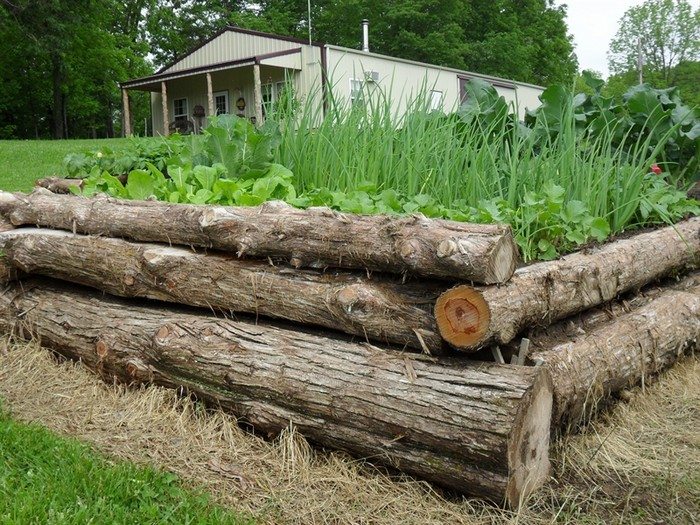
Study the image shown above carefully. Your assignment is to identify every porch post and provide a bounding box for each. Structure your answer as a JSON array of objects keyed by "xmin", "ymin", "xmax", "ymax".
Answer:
[
  {"xmin": 121, "ymin": 88, "xmax": 132, "ymax": 137},
  {"xmin": 253, "ymin": 63, "xmax": 263, "ymax": 125},
  {"xmin": 161, "ymin": 81, "xmax": 169, "ymax": 136},
  {"xmin": 206, "ymin": 72, "xmax": 215, "ymax": 117}
]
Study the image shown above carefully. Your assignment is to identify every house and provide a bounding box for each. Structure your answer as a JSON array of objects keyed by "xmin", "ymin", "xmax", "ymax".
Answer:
[{"xmin": 119, "ymin": 24, "xmax": 544, "ymax": 136}]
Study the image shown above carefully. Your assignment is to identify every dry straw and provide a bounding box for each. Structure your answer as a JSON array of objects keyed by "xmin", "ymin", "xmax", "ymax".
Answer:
[{"xmin": 0, "ymin": 338, "xmax": 697, "ymax": 524}]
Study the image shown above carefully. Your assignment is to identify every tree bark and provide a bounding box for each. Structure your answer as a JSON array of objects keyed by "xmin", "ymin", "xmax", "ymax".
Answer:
[
  {"xmin": 34, "ymin": 176, "xmax": 127, "ymax": 194},
  {"xmin": 520, "ymin": 272, "xmax": 700, "ymax": 352},
  {"xmin": 0, "ymin": 228, "xmax": 446, "ymax": 352},
  {"xmin": 528, "ymin": 284, "xmax": 700, "ymax": 426},
  {"xmin": 0, "ymin": 279, "xmax": 553, "ymax": 505},
  {"xmin": 0, "ymin": 190, "xmax": 517, "ymax": 284},
  {"xmin": 34, "ymin": 177, "xmax": 83, "ymax": 193},
  {"xmin": 51, "ymin": 53, "xmax": 64, "ymax": 140},
  {"xmin": 434, "ymin": 218, "xmax": 700, "ymax": 351}
]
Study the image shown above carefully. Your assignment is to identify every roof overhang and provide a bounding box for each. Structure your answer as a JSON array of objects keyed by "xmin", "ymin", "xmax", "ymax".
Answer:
[{"xmin": 120, "ymin": 48, "xmax": 302, "ymax": 91}]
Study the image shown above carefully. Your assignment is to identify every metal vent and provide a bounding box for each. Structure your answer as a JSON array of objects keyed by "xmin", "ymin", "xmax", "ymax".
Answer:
[{"xmin": 364, "ymin": 70, "xmax": 379, "ymax": 83}]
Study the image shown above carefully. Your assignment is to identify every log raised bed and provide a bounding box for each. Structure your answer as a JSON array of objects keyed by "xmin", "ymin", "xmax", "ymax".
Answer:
[
  {"xmin": 0, "ymin": 279, "xmax": 553, "ymax": 505},
  {"xmin": 435, "ymin": 218, "xmax": 700, "ymax": 351},
  {"xmin": 0, "ymin": 190, "xmax": 518, "ymax": 284},
  {"xmin": 529, "ymin": 281, "xmax": 700, "ymax": 425},
  {"xmin": 0, "ymin": 228, "xmax": 446, "ymax": 352}
]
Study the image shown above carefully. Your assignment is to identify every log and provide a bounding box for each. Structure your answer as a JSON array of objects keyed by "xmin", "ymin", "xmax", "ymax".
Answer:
[
  {"xmin": 0, "ymin": 228, "xmax": 445, "ymax": 352},
  {"xmin": 0, "ymin": 190, "xmax": 517, "ymax": 284},
  {"xmin": 522, "ymin": 272, "xmax": 700, "ymax": 351},
  {"xmin": 35, "ymin": 177, "xmax": 84, "ymax": 193},
  {"xmin": 35, "ymin": 175, "xmax": 128, "ymax": 194},
  {"xmin": 435, "ymin": 218, "xmax": 700, "ymax": 351},
  {"xmin": 0, "ymin": 279, "xmax": 553, "ymax": 505},
  {"xmin": 528, "ymin": 283, "xmax": 700, "ymax": 426}
]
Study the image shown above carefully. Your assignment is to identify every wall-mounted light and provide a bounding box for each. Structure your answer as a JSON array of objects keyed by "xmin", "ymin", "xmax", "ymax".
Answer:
[{"xmin": 236, "ymin": 97, "xmax": 246, "ymax": 111}]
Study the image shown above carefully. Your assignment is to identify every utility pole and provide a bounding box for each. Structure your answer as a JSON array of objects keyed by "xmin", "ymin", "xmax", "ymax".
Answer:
[
  {"xmin": 637, "ymin": 37, "xmax": 644, "ymax": 85},
  {"xmin": 308, "ymin": 0, "xmax": 312, "ymax": 45}
]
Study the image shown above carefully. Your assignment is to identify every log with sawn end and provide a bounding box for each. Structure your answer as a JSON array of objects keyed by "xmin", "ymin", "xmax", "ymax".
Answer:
[{"xmin": 0, "ymin": 279, "xmax": 554, "ymax": 505}]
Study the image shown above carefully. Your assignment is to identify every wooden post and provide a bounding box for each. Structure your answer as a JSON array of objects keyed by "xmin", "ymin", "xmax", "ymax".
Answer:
[
  {"xmin": 253, "ymin": 63, "xmax": 263, "ymax": 126},
  {"xmin": 121, "ymin": 88, "xmax": 132, "ymax": 137},
  {"xmin": 206, "ymin": 72, "xmax": 215, "ymax": 118},
  {"xmin": 161, "ymin": 81, "xmax": 169, "ymax": 137}
]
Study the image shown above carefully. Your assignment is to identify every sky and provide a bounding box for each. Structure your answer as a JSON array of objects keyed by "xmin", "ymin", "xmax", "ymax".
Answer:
[{"xmin": 556, "ymin": 0, "xmax": 700, "ymax": 78}]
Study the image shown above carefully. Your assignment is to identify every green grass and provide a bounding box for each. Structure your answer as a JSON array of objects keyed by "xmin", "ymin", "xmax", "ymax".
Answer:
[
  {"xmin": 0, "ymin": 139, "xmax": 131, "ymax": 192},
  {"xmin": 0, "ymin": 405, "xmax": 253, "ymax": 524}
]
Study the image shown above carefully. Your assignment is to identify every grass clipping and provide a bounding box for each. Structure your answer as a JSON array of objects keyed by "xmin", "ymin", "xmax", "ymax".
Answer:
[{"xmin": 1, "ymin": 339, "xmax": 698, "ymax": 525}]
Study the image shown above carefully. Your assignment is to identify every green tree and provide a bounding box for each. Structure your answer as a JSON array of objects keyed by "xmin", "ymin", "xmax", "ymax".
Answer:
[
  {"xmin": 235, "ymin": 0, "xmax": 575, "ymax": 85},
  {"xmin": 0, "ymin": 0, "xmax": 152, "ymax": 139},
  {"xmin": 608, "ymin": 0, "xmax": 699, "ymax": 84}
]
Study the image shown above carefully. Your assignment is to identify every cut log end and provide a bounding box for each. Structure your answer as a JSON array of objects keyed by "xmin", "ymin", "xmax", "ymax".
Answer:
[
  {"xmin": 489, "ymin": 233, "xmax": 518, "ymax": 284},
  {"xmin": 506, "ymin": 368, "xmax": 553, "ymax": 506},
  {"xmin": 434, "ymin": 285, "xmax": 490, "ymax": 351}
]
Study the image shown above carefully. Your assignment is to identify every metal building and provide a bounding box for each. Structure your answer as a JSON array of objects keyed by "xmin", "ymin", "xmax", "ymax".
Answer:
[{"xmin": 119, "ymin": 26, "xmax": 544, "ymax": 136}]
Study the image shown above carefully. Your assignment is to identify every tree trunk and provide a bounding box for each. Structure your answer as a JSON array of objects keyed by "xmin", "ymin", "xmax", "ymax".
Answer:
[
  {"xmin": 51, "ymin": 54, "xmax": 64, "ymax": 140},
  {"xmin": 33, "ymin": 176, "xmax": 127, "ymax": 194},
  {"xmin": 434, "ymin": 218, "xmax": 700, "ymax": 351},
  {"xmin": 34, "ymin": 177, "xmax": 84, "ymax": 193},
  {"xmin": 0, "ymin": 228, "xmax": 446, "ymax": 353},
  {"xmin": 0, "ymin": 191, "xmax": 517, "ymax": 284},
  {"xmin": 528, "ymin": 284, "xmax": 700, "ymax": 426},
  {"xmin": 520, "ymin": 272, "xmax": 700, "ymax": 352},
  {"xmin": 0, "ymin": 279, "xmax": 553, "ymax": 505}
]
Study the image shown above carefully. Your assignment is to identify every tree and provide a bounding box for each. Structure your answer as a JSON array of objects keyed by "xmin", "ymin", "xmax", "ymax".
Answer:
[
  {"xmin": 236, "ymin": 0, "xmax": 575, "ymax": 86},
  {"xmin": 0, "ymin": 0, "xmax": 152, "ymax": 139},
  {"xmin": 608, "ymin": 0, "xmax": 700, "ymax": 84}
]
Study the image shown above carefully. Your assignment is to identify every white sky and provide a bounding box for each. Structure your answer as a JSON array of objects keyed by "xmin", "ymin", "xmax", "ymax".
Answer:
[{"xmin": 556, "ymin": 0, "xmax": 700, "ymax": 78}]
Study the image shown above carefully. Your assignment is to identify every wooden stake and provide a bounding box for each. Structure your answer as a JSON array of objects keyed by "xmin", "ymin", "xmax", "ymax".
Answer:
[
  {"xmin": 206, "ymin": 72, "xmax": 215, "ymax": 118},
  {"xmin": 161, "ymin": 81, "xmax": 169, "ymax": 136},
  {"xmin": 121, "ymin": 88, "xmax": 131, "ymax": 137},
  {"xmin": 253, "ymin": 63, "xmax": 263, "ymax": 125}
]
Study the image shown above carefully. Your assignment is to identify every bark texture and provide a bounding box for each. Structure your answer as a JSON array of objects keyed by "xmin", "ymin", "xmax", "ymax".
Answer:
[
  {"xmin": 521, "ymin": 272, "xmax": 700, "ymax": 352},
  {"xmin": 0, "ymin": 228, "xmax": 445, "ymax": 352},
  {"xmin": 0, "ymin": 280, "xmax": 553, "ymax": 505},
  {"xmin": 34, "ymin": 176, "xmax": 127, "ymax": 194},
  {"xmin": 35, "ymin": 177, "xmax": 83, "ymax": 194},
  {"xmin": 529, "ymin": 284, "xmax": 700, "ymax": 426},
  {"xmin": 435, "ymin": 218, "xmax": 700, "ymax": 351},
  {"xmin": 0, "ymin": 190, "xmax": 517, "ymax": 283}
]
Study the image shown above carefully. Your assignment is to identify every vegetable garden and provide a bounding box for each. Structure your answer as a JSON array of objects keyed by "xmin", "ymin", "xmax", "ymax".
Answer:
[
  {"xmin": 0, "ymin": 78, "xmax": 698, "ymax": 507},
  {"xmin": 62, "ymin": 77, "xmax": 699, "ymax": 261}
]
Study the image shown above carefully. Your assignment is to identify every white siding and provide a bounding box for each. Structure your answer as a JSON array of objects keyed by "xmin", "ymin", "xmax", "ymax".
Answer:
[
  {"xmin": 163, "ymin": 30, "xmax": 301, "ymax": 73},
  {"xmin": 151, "ymin": 45, "xmax": 324, "ymax": 135},
  {"xmin": 326, "ymin": 47, "xmax": 460, "ymax": 116},
  {"xmin": 514, "ymin": 84, "xmax": 544, "ymax": 115},
  {"xmin": 325, "ymin": 46, "xmax": 542, "ymax": 119}
]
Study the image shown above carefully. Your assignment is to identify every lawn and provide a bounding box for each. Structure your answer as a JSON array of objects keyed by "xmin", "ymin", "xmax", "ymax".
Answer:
[
  {"xmin": 0, "ymin": 403, "xmax": 252, "ymax": 524},
  {"xmin": 0, "ymin": 138, "xmax": 132, "ymax": 192}
]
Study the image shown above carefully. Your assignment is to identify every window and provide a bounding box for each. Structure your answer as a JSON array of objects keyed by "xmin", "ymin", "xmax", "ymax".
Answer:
[
  {"xmin": 350, "ymin": 78, "xmax": 364, "ymax": 105},
  {"xmin": 261, "ymin": 83, "xmax": 274, "ymax": 117},
  {"xmin": 173, "ymin": 98, "xmax": 188, "ymax": 121},
  {"xmin": 430, "ymin": 90, "xmax": 444, "ymax": 111},
  {"xmin": 213, "ymin": 91, "xmax": 229, "ymax": 115}
]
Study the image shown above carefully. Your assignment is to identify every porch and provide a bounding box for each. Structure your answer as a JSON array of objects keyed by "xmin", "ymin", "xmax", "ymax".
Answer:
[{"xmin": 119, "ymin": 48, "xmax": 303, "ymax": 136}]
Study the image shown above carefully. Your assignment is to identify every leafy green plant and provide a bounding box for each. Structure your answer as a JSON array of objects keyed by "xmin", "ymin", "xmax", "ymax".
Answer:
[
  {"xmin": 71, "ymin": 82, "xmax": 699, "ymax": 262},
  {"xmin": 63, "ymin": 136, "xmax": 185, "ymax": 178}
]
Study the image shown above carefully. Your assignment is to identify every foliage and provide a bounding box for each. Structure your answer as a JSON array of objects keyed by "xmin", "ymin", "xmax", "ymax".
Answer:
[
  {"xmin": 527, "ymin": 73, "xmax": 700, "ymax": 180},
  {"xmin": 63, "ymin": 136, "xmax": 185, "ymax": 178},
  {"xmin": 0, "ymin": 405, "xmax": 252, "ymax": 524},
  {"xmin": 608, "ymin": 0, "xmax": 699, "ymax": 84},
  {"xmin": 71, "ymin": 83, "xmax": 699, "ymax": 261},
  {"xmin": 0, "ymin": 138, "xmax": 135, "ymax": 192},
  {"xmin": 0, "ymin": 0, "xmax": 153, "ymax": 139},
  {"xmin": 228, "ymin": 0, "xmax": 576, "ymax": 86}
]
